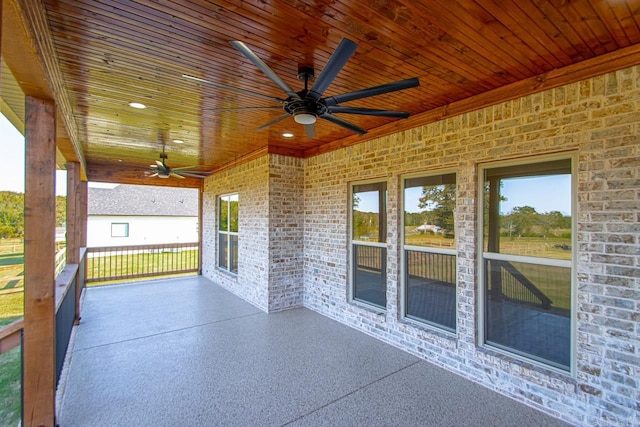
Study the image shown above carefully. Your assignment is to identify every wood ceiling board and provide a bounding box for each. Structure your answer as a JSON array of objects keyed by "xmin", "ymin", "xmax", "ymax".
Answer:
[{"xmin": 1, "ymin": 0, "xmax": 633, "ymax": 181}]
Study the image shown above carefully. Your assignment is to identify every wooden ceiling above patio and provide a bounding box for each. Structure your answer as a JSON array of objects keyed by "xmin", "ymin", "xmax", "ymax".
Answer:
[{"xmin": 6, "ymin": 0, "xmax": 640, "ymax": 187}]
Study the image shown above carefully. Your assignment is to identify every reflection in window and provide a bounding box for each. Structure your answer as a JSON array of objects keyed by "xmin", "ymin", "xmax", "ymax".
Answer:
[
  {"xmin": 403, "ymin": 173, "xmax": 456, "ymax": 331},
  {"xmin": 352, "ymin": 182, "xmax": 386, "ymax": 309},
  {"xmin": 482, "ymin": 158, "xmax": 572, "ymax": 370},
  {"xmin": 218, "ymin": 194, "xmax": 238, "ymax": 273}
]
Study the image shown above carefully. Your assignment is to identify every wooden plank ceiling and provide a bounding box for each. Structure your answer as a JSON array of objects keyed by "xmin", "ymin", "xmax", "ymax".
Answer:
[{"xmin": 5, "ymin": 0, "xmax": 640, "ymax": 187}]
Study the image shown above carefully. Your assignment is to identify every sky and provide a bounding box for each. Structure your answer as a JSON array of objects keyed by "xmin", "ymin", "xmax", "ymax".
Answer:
[
  {"xmin": 361, "ymin": 174, "xmax": 571, "ymax": 215},
  {"xmin": 1, "ymin": 114, "xmax": 67, "ymax": 196}
]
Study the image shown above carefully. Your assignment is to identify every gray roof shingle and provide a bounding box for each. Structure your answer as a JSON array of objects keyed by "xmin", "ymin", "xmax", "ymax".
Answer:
[{"xmin": 88, "ymin": 184, "xmax": 198, "ymax": 216}]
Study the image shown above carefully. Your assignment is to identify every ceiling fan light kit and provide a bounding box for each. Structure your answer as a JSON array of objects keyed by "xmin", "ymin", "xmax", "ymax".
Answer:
[{"xmin": 184, "ymin": 38, "xmax": 420, "ymax": 138}]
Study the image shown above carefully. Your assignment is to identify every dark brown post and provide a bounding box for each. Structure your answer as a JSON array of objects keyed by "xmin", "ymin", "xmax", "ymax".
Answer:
[
  {"xmin": 198, "ymin": 185, "xmax": 204, "ymax": 274},
  {"xmin": 66, "ymin": 161, "xmax": 84, "ymax": 323},
  {"xmin": 487, "ymin": 177, "xmax": 502, "ymax": 298},
  {"xmin": 23, "ymin": 96, "xmax": 57, "ymax": 426}
]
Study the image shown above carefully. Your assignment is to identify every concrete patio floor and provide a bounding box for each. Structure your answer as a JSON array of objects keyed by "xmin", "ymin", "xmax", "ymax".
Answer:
[{"xmin": 57, "ymin": 276, "xmax": 570, "ymax": 426}]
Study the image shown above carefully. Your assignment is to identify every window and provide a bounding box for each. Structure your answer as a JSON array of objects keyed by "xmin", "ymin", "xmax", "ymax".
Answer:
[
  {"xmin": 218, "ymin": 194, "xmax": 238, "ymax": 273},
  {"xmin": 111, "ymin": 223, "xmax": 129, "ymax": 237},
  {"xmin": 403, "ymin": 173, "xmax": 456, "ymax": 331},
  {"xmin": 480, "ymin": 157, "xmax": 573, "ymax": 371},
  {"xmin": 351, "ymin": 182, "xmax": 387, "ymax": 309}
]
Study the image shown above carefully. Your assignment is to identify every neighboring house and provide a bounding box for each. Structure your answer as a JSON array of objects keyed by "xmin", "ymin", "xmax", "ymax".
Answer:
[{"xmin": 87, "ymin": 184, "xmax": 198, "ymax": 247}]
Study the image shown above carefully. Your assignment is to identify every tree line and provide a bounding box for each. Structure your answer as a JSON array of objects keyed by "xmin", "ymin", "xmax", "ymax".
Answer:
[{"xmin": 0, "ymin": 191, "xmax": 66, "ymax": 238}]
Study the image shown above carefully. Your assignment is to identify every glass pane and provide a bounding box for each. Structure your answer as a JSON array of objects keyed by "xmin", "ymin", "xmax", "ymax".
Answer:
[
  {"xmin": 229, "ymin": 194, "xmax": 239, "ymax": 233},
  {"xmin": 352, "ymin": 183, "xmax": 386, "ymax": 242},
  {"xmin": 353, "ymin": 244, "xmax": 386, "ymax": 308},
  {"xmin": 484, "ymin": 259, "xmax": 571, "ymax": 369},
  {"xmin": 230, "ymin": 235, "xmax": 239, "ymax": 273},
  {"xmin": 483, "ymin": 162, "xmax": 571, "ymax": 259},
  {"xmin": 219, "ymin": 197, "xmax": 229, "ymax": 232},
  {"xmin": 404, "ymin": 173, "xmax": 456, "ymax": 248},
  {"xmin": 405, "ymin": 250, "xmax": 456, "ymax": 331},
  {"xmin": 218, "ymin": 233, "xmax": 228, "ymax": 268}
]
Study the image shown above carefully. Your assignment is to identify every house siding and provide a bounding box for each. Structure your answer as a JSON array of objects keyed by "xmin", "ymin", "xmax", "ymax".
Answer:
[{"xmin": 203, "ymin": 66, "xmax": 640, "ymax": 426}]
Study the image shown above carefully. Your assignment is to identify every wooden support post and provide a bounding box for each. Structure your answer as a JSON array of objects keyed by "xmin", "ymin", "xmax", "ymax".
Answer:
[
  {"xmin": 66, "ymin": 162, "xmax": 84, "ymax": 324},
  {"xmin": 66, "ymin": 162, "xmax": 81, "ymax": 264},
  {"xmin": 487, "ymin": 177, "xmax": 502, "ymax": 298},
  {"xmin": 198, "ymin": 185, "xmax": 203, "ymax": 275},
  {"xmin": 23, "ymin": 96, "xmax": 57, "ymax": 427}
]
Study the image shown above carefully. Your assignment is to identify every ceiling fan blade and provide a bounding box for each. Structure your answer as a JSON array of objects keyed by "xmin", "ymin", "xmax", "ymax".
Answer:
[
  {"xmin": 179, "ymin": 172, "xmax": 212, "ymax": 178},
  {"xmin": 206, "ymin": 106, "xmax": 283, "ymax": 112},
  {"xmin": 320, "ymin": 113, "xmax": 367, "ymax": 135},
  {"xmin": 230, "ymin": 41, "xmax": 301, "ymax": 100},
  {"xmin": 324, "ymin": 77, "xmax": 420, "ymax": 106},
  {"xmin": 256, "ymin": 113, "xmax": 290, "ymax": 131},
  {"xmin": 182, "ymin": 74, "xmax": 285, "ymax": 103},
  {"xmin": 308, "ymin": 38, "xmax": 358, "ymax": 101},
  {"xmin": 169, "ymin": 172, "xmax": 185, "ymax": 179},
  {"xmin": 155, "ymin": 160, "xmax": 164, "ymax": 168},
  {"xmin": 326, "ymin": 106, "xmax": 410, "ymax": 118},
  {"xmin": 304, "ymin": 124, "xmax": 316, "ymax": 138},
  {"xmin": 171, "ymin": 165, "xmax": 198, "ymax": 172},
  {"xmin": 149, "ymin": 173, "xmax": 159, "ymax": 178}
]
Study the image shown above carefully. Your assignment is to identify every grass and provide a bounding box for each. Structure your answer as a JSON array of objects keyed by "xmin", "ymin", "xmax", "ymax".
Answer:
[
  {"xmin": 87, "ymin": 250, "xmax": 199, "ymax": 283},
  {"xmin": 0, "ymin": 347, "xmax": 21, "ymax": 427},
  {"xmin": 0, "ymin": 288, "xmax": 23, "ymax": 427},
  {"xmin": 0, "ymin": 292, "xmax": 24, "ymax": 328},
  {"xmin": 0, "ymin": 253, "xmax": 24, "ymax": 267}
]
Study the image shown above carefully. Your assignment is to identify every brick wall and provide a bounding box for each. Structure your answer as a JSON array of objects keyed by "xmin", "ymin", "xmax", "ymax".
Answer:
[
  {"xmin": 202, "ymin": 66, "xmax": 639, "ymax": 426},
  {"xmin": 202, "ymin": 156, "xmax": 270, "ymax": 311},
  {"xmin": 303, "ymin": 66, "xmax": 639, "ymax": 426},
  {"xmin": 268, "ymin": 155, "xmax": 304, "ymax": 311}
]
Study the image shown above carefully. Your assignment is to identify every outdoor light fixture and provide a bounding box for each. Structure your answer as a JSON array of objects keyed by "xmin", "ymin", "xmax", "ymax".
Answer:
[{"xmin": 293, "ymin": 113, "xmax": 316, "ymax": 125}]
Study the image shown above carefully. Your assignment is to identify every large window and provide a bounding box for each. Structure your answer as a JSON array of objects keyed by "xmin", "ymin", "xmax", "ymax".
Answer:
[
  {"xmin": 403, "ymin": 173, "xmax": 456, "ymax": 331},
  {"xmin": 480, "ymin": 157, "xmax": 573, "ymax": 371},
  {"xmin": 218, "ymin": 194, "xmax": 238, "ymax": 273},
  {"xmin": 351, "ymin": 182, "xmax": 387, "ymax": 309}
]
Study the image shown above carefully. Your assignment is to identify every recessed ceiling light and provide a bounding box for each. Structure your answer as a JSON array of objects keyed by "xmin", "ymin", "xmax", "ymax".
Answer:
[
  {"xmin": 128, "ymin": 102, "xmax": 146, "ymax": 109},
  {"xmin": 282, "ymin": 132, "xmax": 294, "ymax": 138},
  {"xmin": 173, "ymin": 139, "xmax": 185, "ymax": 144}
]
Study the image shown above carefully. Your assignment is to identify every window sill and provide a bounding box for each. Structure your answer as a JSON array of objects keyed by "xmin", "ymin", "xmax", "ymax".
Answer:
[
  {"xmin": 350, "ymin": 299, "xmax": 386, "ymax": 317},
  {"xmin": 400, "ymin": 316, "xmax": 457, "ymax": 339},
  {"xmin": 476, "ymin": 344, "xmax": 575, "ymax": 380}
]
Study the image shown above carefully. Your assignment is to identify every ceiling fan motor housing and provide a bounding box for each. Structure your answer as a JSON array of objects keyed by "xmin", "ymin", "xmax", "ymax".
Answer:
[{"xmin": 284, "ymin": 94, "xmax": 328, "ymax": 122}]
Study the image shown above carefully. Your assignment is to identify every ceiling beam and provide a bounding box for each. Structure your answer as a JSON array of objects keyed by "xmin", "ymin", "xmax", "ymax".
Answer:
[
  {"xmin": 86, "ymin": 162, "xmax": 204, "ymax": 189},
  {"xmin": 304, "ymin": 43, "xmax": 640, "ymax": 158},
  {"xmin": 7, "ymin": 0, "xmax": 87, "ymax": 178}
]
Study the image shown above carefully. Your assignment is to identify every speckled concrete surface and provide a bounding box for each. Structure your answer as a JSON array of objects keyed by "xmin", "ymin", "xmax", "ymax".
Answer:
[{"xmin": 58, "ymin": 276, "xmax": 569, "ymax": 426}]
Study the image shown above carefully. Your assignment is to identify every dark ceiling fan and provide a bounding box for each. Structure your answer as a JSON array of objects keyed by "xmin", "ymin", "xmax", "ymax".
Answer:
[
  {"xmin": 148, "ymin": 133, "xmax": 212, "ymax": 179},
  {"xmin": 149, "ymin": 153, "xmax": 212, "ymax": 179},
  {"xmin": 183, "ymin": 38, "xmax": 420, "ymax": 138}
]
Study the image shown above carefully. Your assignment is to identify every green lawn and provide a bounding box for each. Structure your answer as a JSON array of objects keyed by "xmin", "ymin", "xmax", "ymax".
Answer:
[
  {"xmin": 0, "ymin": 253, "xmax": 24, "ymax": 267},
  {"xmin": 0, "ymin": 290, "xmax": 22, "ymax": 427},
  {"xmin": 0, "ymin": 347, "xmax": 21, "ymax": 427}
]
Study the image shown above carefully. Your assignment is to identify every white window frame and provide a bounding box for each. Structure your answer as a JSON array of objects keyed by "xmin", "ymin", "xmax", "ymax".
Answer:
[
  {"xmin": 477, "ymin": 153, "xmax": 577, "ymax": 374},
  {"xmin": 400, "ymin": 169, "xmax": 457, "ymax": 334},
  {"xmin": 218, "ymin": 193, "xmax": 239, "ymax": 274},
  {"xmin": 349, "ymin": 179, "xmax": 388, "ymax": 311},
  {"xmin": 110, "ymin": 222, "xmax": 129, "ymax": 238}
]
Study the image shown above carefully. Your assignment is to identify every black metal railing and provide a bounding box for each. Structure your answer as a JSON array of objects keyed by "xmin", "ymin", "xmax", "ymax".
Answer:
[
  {"xmin": 405, "ymin": 250, "xmax": 456, "ymax": 286},
  {"xmin": 486, "ymin": 259, "xmax": 553, "ymax": 309},
  {"xmin": 354, "ymin": 244, "xmax": 384, "ymax": 271},
  {"xmin": 86, "ymin": 242, "xmax": 199, "ymax": 283}
]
